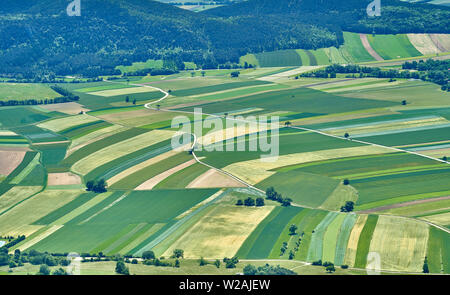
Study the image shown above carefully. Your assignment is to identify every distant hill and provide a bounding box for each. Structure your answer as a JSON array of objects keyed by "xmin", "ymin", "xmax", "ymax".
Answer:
[{"xmin": 0, "ymin": 0, "xmax": 448, "ymax": 78}]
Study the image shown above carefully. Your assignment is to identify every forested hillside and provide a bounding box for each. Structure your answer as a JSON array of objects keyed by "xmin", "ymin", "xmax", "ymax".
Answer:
[{"xmin": 0, "ymin": 0, "xmax": 448, "ymax": 78}]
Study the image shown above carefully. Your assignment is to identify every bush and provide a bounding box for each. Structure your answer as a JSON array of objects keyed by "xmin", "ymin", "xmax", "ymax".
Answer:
[
  {"xmin": 341, "ymin": 264, "xmax": 349, "ymax": 269},
  {"xmin": 38, "ymin": 264, "xmax": 50, "ymax": 275},
  {"xmin": 115, "ymin": 261, "xmax": 130, "ymax": 275},
  {"xmin": 131, "ymin": 259, "xmax": 138, "ymax": 264},
  {"xmin": 243, "ymin": 264, "xmax": 257, "ymax": 275},
  {"xmin": 312, "ymin": 260, "xmax": 322, "ymax": 266},
  {"xmin": 142, "ymin": 250, "xmax": 155, "ymax": 260}
]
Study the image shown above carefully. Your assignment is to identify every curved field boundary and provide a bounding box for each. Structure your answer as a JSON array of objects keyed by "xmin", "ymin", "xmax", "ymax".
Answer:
[
  {"xmin": 407, "ymin": 34, "xmax": 441, "ymax": 55},
  {"xmin": 359, "ymin": 34, "xmax": 384, "ymax": 61},
  {"xmin": 353, "ymin": 214, "xmax": 379, "ymax": 268},
  {"xmin": 334, "ymin": 213, "xmax": 358, "ymax": 266},
  {"xmin": 306, "ymin": 211, "xmax": 339, "ymax": 262}
]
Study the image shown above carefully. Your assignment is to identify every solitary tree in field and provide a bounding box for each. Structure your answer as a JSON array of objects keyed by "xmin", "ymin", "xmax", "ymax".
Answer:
[
  {"xmin": 401, "ymin": 100, "xmax": 407, "ymax": 105},
  {"xmin": 115, "ymin": 261, "xmax": 129, "ymax": 275},
  {"xmin": 236, "ymin": 199, "xmax": 243, "ymax": 206},
  {"xmin": 201, "ymin": 71, "xmax": 206, "ymax": 77},
  {"xmin": 289, "ymin": 224, "xmax": 298, "ymax": 235},
  {"xmin": 156, "ymin": 104, "xmax": 161, "ymax": 110},
  {"xmin": 125, "ymin": 96, "xmax": 130, "ymax": 103},
  {"xmin": 285, "ymin": 121, "xmax": 292, "ymax": 127},
  {"xmin": 173, "ymin": 249, "xmax": 184, "ymax": 259},
  {"xmin": 326, "ymin": 264, "xmax": 336, "ymax": 273},
  {"xmin": 343, "ymin": 179, "xmax": 350, "ymax": 185},
  {"xmin": 443, "ymin": 156, "xmax": 448, "ymax": 162},
  {"xmin": 191, "ymin": 72, "xmax": 195, "ymax": 77},
  {"xmin": 344, "ymin": 133, "xmax": 350, "ymax": 139},
  {"xmin": 132, "ymin": 98, "xmax": 136, "ymax": 105}
]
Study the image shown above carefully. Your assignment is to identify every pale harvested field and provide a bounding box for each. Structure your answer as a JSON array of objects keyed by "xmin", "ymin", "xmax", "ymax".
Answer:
[
  {"xmin": 88, "ymin": 86, "xmax": 157, "ymax": 97},
  {"xmin": 0, "ymin": 186, "xmax": 42, "ymax": 214},
  {"xmin": 135, "ymin": 159, "xmax": 198, "ymax": 190},
  {"xmin": 39, "ymin": 102, "xmax": 90, "ymax": 115},
  {"xmin": 9, "ymin": 153, "xmax": 40, "ymax": 184},
  {"xmin": 429, "ymin": 34, "xmax": 450, "ymax": 52},
  {"xmin": 420, "ymin": 212, "xmax": 450, "ymax": 227},
  {"xmin": 38, "ymin": 114, "xmax": 99, "ymax": 132},
  {"xmin": 0, "ymin": 189, "xmax": 83, "ymax": 236},
  {"xmin": 323, "ymin": 116, "xmax": 449, "ymax": 137},
  {"xmin": 0, "ymin": 131, "xmax": 17, "ymax": 136},
  {"xmin": 107, "ymin": 150, "xmax": 179, "ymax": 185},
  {"xmin": 186, "ymin": 169, "xmax": 246, "ymax": 188},
  {"xmin": 223, "ymin": 145, "xmax": 391, "ymax": 185},
  {"xmin": 407, "ymin": 34, "xmax": 441, "ymax": 55},
  {"xmin": 319, "ymin": 184, "xmax": 359, "ymax": 211},
  {"xmin": 344, "ymin": 215, "xmax": 368, "ymax": 267},
  {"xmin": 72, "ymin": 130, "xmax": 174, "ymax": 175},
  {"xmin": 368, "ymin": 215, "xmax": 429, "ymax": 272},
  {"xmin": 163, "ymin": 205, "xmax": 274, "ymax": 259},
  {"xmin": 47, "ymin": 173, "xmax": 81, "ymax": 186},
  {"xmin": 291, "ymin": 108, "xmax": 398, "ymax": 126},
  {"xmin": 68, "ymin": 125, "xmax": 127, "ymax": 154},
  {"xmin": 0, "ymin": 150, "xmax": 26, "ymax": 176},
  {"xmin": 17, "ymin": 225, "xmax": 64, "ymax": 251},
  {"xmin": 416, "ymin": 147, "xmax": 450, "ymax": 158},
  {"xmin": 198, "ymin": 123, "xmax": 269, "ymax": 146}
]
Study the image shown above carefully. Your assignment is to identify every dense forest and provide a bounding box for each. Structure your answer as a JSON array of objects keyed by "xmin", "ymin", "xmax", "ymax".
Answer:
[{"xmin": 0, "ymin": 0, "xmax": 448, "ymax": 77}]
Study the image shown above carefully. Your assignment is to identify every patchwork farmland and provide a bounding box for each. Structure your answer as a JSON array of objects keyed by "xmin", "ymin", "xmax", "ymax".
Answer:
[{"xmin": 1, "ymin": 37, "xmax": 450, "ymax": 276}]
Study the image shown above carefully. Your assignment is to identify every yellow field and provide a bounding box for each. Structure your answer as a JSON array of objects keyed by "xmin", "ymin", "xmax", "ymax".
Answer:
[
  {"xmin": 0, "ymin": 186, "xmax": 42, "ymax": 214},
  {"xmin": 88, "ymin": 86, "xmax": 157, "ymax": 97},
  {"xmin": 323, "ymin": 116, "xmax": 449, "ymax": 137},
  {"xmin": 223, "ymin": 145, "xmax": 391, "ymax": 184},
  {"xmin": 186, "ymin": 169, "xmax": 245, "ymax": 188},
  {"xmin": 198, "ymin": 123, "xmax": 268, "ymax": 146},
  {"xmin": 16, "ymin": 225, "xmax": 64, "ymax": 251},
  {"xmin": 0, "ymin": 189, "xmax": 83, "ymax": 236},
  {"xmin": 107, "ymin": 150, "xmax": 179, "ymax": 185},
  {"xmin": 319, "ymin": 184, "xmax": 359, "ymax": 211},
  {"xmin": 420, "ymin": 212, "xmax": 450, "ymax": 228},
  {"xmin": 163, "ymin": 204, "xmax": 274, "ymax": 259},
  {"xmin": 135, "ymin": 159, "xmax": 198, "ymax": 190},
  {"xmin": 68, "ymin": 125, "xmax": 126, "ymax": 152},
  {"xmin": 407, "ymin": 34, "xmax": 441, "ymax": 55},
  {"xmin": 71, "ymin": 129, "xmax": 175, "ymax": 175},
  {"xmin": 344, "ymin": 214, "xmax": 368, "ymax": 267},
  {"xmin": 368, "ymin": 215, "xmax": 429, "ymax": 272},
  {"xmin": 38, "ymin": 114, "xmax": 99, "ymax": 132}
]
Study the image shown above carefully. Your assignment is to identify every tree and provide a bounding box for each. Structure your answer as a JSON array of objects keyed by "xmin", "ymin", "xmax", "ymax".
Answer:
[
  {"xmin": 289, "ymin": 224, "xmax": 298, "ymax": 235},
  {"xmin": 131, "ymin": 259, "xmax": 138, "ymax": 264},
  {"xmin": 423, "ymin": 257, "xmax": 429, "ymax": 273},
  {"xmin": 443, "ymin": 156, "xmax": 448, "ymax": 162},
  {"xmin": 281, "ymin": 198, "xmax": 292, "ymax": 207},
  {"xmin": 174, "ymin": 259, "xmax": 180, "ymax": 268},
  {"xmin": 401, "ymin": 99, "xmax": 407, "ymax": 105},
  {"xmin": 326, "ymin": 264, "xmax": 336, "ymax": 273},
  {"xmin": 243, "ymin": 264, "xmax": 257, "ymax": 275},
  {"xmin": 289, "ymin": 250, "xmax": 295, "ymax": 260},
  {"xmin": 340, "ymin": 201, "xmax": 354, "ymax": 212},
  {"xmin": 199, "ymin": 257, "xmax": 207, "ymax": 266},
  {"xmin": 86, "ymin": 180, "xmax": 94, "ymax": 191},
  {"xmin": 256, "ymin": 197, "xmax": 265, "ymax": 207},
  {"xmin": 343, "ymin": 179, "xmax": 350, "ymax": 185},
  {"xmin": 284, "ymin": 121, "xmax": 291, "ymax": 127},
  {"xmin": 115, "ymin": 261, "xmax": 129, "ymax": 275},
  {"xmin": 201, "ymin": 71, "xmax": 206, "ymax": 77},
  {"xmin": 142, "ymin": 250, "xmax": 155, "ymax": 260},
  {"xmin": 173, "ymin": 249, "xmax": 184, "ymax": 259},
  {"xmin": 244, "ymin": 197, "xmax": 255, "ymax": 206},
  {"xmin": 93, "ymin": 179, "xmax": 107, "ymax": 193},
  {"xmin": 125, "ymin": 96, "xmax": 130, "ymax": 103},
  {"xmin": 38, "ymin": 264, "xmax": 50, "ymax": 275},
  {"xmin": 344, "ymin": 133, "xmax": 350, "ymax": 139},
  {"xmin": 132, "ymin": 98, "xmax": 137, "ymax": 105},
  {"xmin": 191, "ymin": 72, "xmax": 195, "ymax": 77},
  {"xmin": 214, "ymin": 259, "xmax": 221, "ymax": 268},
  {"xmin": 231, "ymin": 71, "xmax": 240, "ymax": 78},
  {"xmin": 236, "ymin": 199, "xmax": 243, "ymax": 206},
  {"xmin": 52, "ymin": 268, "xmax": 68, "ymax": 275},
  {"xmin": 156, "ymin": 104, "xmax": 161, "ymax": 110}
]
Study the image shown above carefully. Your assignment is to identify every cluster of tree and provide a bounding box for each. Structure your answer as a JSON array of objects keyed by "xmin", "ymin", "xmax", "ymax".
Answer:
[
  {"xmin": 86, "ymin": 179, "xmax": 107, "ymax": 193},
  {"xmin": 280, "ymin": 226, "xmax": 304, "ymax": 259},
  {"xmin": 223, "ymin": 256, "xmax": 239, "ymax": 268},
  {"xmin": 243, "ymin": 263, "xmax": 297, "ymax": 275},
  {"xmin": 266, "ymin": 187, "xmax": 292, "ymax": 206},
  {"xmin": 340, "ymin": 201, "xmax": 355, "ymax": 213},
  {"xmin": 303, "ymin": 62, "xmax": 449, "ymax": 88},
  {"xmin": 236, "ymin": 197, "xmax": 265, "ymax": 207},
  {"xmin": 0, "ymin": 235, "xmax": 25, "ymax": 249},
  {"xmin": 37, "ymin": 265, "xmax": 68, "ymax": 275},
  {"xmin": 198, "ymin": 257, "xmax": 221, "ymax": 268},
  {"xmin": 311, "ymin": 260, "xmax": 345, "ymax": 273},
  {"xmin": 0, "ymin": 248, "xmax": 71, "ymax": 270}
]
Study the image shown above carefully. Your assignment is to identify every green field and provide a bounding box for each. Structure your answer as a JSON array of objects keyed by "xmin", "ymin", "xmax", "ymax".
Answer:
[
  {"xmin": 30, "ymin": 189, "xmax": 216, "ymax": 253},
  {"xmin": 0, "ymin": 83, "xmax": 62, "ymax": 101},
  {"xmin": 340, "ymin": 32, "xmax": 375, "ymax": 63},
  {"xmin": 354, "ymin": 215, "xmax": 378, "ymax": 268},
  {"xmin": 367, "ymin": 34, "xmax": 422, "ymax": 60},
  {"xmin": 0, "ymin": 107, "xmax": 62, "ymax": 128},
  {"xmin": 253, "ymin": 50, "xmax": 302, "ymax": 67}
]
